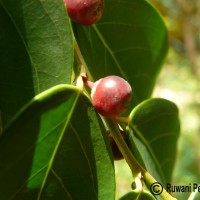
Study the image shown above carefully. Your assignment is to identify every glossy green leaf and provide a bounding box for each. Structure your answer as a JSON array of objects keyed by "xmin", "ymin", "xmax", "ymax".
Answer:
[
  {"xmin": 0, "ymin": 0, "xmax": 73, "ymax": 130},
  {"xmin": 73, "ymin": 0, "xmax": 168, "ymax": 107},
  {"xmin": 0, "ymin": 85, "xmax": 115, "ymax": 200},
  {"xmin": 127, "ymin": 98, "xmax": 180, "ymax": 185}
]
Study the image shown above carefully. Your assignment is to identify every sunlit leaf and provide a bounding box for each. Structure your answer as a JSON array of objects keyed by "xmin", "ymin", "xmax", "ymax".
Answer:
[
  {"xmin": 0, "ymin": 0, "xmax": 73, "ymax": 129},
  {"xmin": 0, "ymin": 85, "xmax": 115, "ymax": 200}
]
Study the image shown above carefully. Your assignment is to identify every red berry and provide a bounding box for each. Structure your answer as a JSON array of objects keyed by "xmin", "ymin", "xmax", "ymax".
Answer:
[
  {"xmin": 109, "ymin": 130, "xmax": 127, "ymax": 160},
  {"xmin": 64, "ymin": 0, "xmax": 104, "ymax": 25},
  {"xmin": 91, "ymin": 75, "xmax": 132, "ymax": 118}
]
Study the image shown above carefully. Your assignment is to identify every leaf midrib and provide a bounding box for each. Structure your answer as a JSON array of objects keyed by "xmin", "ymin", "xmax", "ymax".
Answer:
[
  {"xmin": 92, "ymin": 25, "xmax": 127, "ymax": 79},
  {"xmin": 130, "ymin": 123, "xmax": 166, "ymax": 184},
  {"xmin": 37, "ymin": 90, "xmax": 81, "ymax": 199}
]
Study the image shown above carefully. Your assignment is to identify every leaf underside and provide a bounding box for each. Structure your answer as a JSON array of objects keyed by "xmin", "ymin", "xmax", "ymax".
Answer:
[{"xmin": 128, "ymin": 98, "xmax": 180, "ymax": 185}]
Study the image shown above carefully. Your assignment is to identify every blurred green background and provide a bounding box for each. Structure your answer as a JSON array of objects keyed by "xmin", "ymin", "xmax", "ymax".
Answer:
[{"xmin": 115, "ymin": 0, "xmax": 200, "ymax": 199}]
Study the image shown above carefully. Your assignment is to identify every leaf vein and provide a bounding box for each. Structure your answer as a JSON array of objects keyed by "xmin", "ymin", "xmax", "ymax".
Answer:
[
  {"xmin": 98, "ymin": 22, "xmax": 162, "ymax": 32},
  {"xmin": 0, "ymin": 1, "xmax": 40, "ymax": 92},
  {"xmin": 92, "ymin": 25, "xmax": 127, "ymax": 79},
  {"xmin": 114, "ymin": 46, "xmax": 157, "ymax": 56},
  {"xmin": 8, "ymin": 164, "xmax": 48, "ymax": 200},
  {"xmin": 149, "ymin": 131, "xmax": 178, "ymax": 144},
  {"xmin": 133, "ymin": 112, "xmax": 178, "ymax": 126},
  {"xmin": 51, "ymin": 169, "xmax": 73, "ymax": 200},
  {"xmin": 130, "ymin": 124, "xmax": 166, "ymax": 183},
  {"xmin": 37, "ymin": 91, "xmax": 81, "ymax": 199},
  {"xmin": 70, "ymin": 124, "xmax": 97, "ymax": 197}
]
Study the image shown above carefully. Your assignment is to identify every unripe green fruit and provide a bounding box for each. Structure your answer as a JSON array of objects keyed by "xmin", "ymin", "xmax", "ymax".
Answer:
[
  {"xmin": 91, "ymin": 75, "xmax": 132, "ymax": 118},
  {"xmin": 64, "ymin": 0, "xmax": 104, "ymax": 25}
]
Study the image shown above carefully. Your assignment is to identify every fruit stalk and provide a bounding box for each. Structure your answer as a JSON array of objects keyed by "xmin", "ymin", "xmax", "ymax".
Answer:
[
  {"xmin": 81, "ymin": 74, "xmax": 94, "ymax": 88},
  {"xmin": 104, "ymin": 118, "xmax": 177, "ymax": 200}
]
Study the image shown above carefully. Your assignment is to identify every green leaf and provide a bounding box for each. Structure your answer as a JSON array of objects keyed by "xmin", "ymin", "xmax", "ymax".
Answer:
[
  {"xmin": 0, "ymin": 0, "xmax": 74, "ymax": 129},
  {"xmin": 73, "ymin": 0, "xmax": 168, "ymax": 107},
  {"xmin": 127, "ymin": 98, "xmax": 180, "ymax": 185},
  {"xmin": 0, "ymin": 85, "xmax": 115, "ymax": 200},
  {"xmin": 118, "ymin": 190, "xmax": 156, "ymax": 200}
]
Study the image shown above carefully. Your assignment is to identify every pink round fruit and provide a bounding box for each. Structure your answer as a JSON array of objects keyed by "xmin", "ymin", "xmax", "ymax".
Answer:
[
  {"xmin": 64, "ymin": 0, "xmax": 104, "ymax": 25},
  {"xmin": 91, "ymin": 75, "xmax": 132, "ymax": 118}
]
